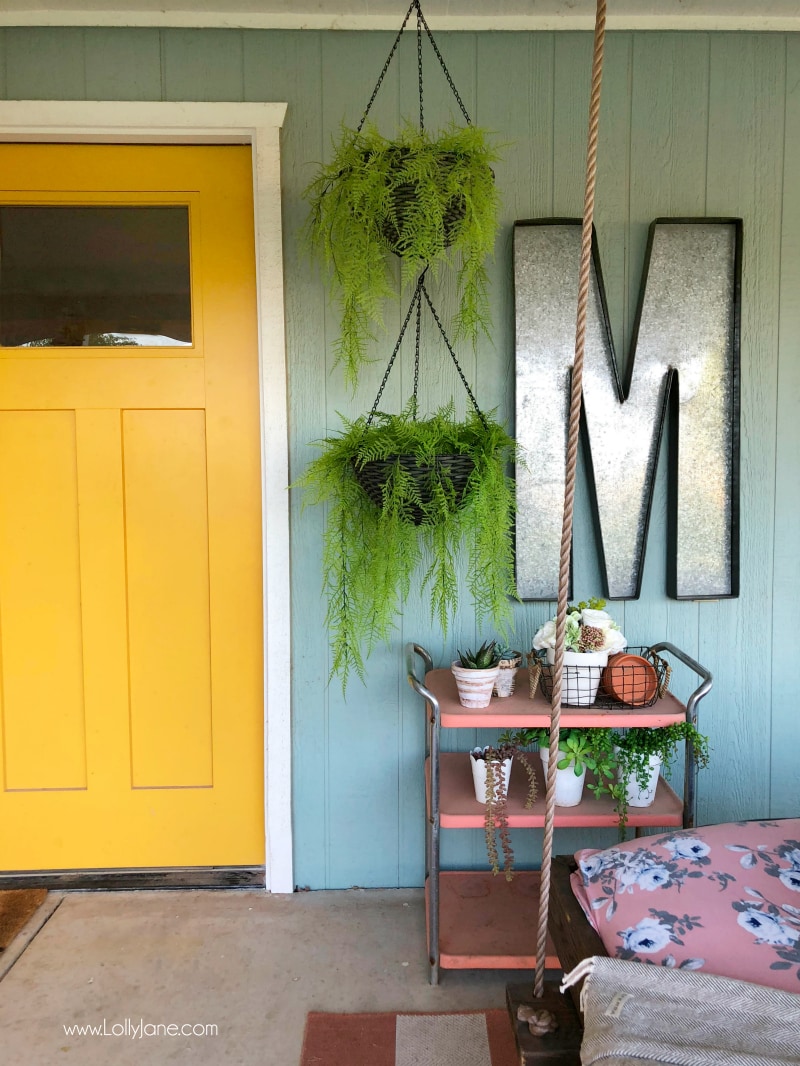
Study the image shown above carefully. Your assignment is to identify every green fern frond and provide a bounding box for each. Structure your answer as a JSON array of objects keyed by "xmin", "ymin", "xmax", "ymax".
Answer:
[
  {"xmin": 303, "ymin": 122, "xmax": 500, "ymax": 388},
  {"xmin": 291, "ymin": 402, "xmax": 519, "ymax": 690}
]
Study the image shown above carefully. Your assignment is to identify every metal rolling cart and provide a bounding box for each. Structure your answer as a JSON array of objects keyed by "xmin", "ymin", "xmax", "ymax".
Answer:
[{"xmin": 406, "ymin": 641, "xmax": 713, "ymax": 985}]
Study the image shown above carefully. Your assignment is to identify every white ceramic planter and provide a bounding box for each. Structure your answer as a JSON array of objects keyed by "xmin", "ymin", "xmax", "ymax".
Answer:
[
  {"xmin": 539, "ymin": 746, "xmax": 586, "ymax": 807},
  {"xmin": 451, "ymin": 661, "xmax": 500, "ymax": 708},
  {"xmin": 470, "ymin": 749, "xmax": 513, "ymax": 803},
  {"xmin": 620, "ymin": 752, "xmax": 662, "ymax": 808},
  {"xmin": 545, "ymin": 647, "xmax": 608, "ymax": 706},
  {"xmin": 493, "ymin": 655, "xmax": 522, "ymax": 697}
]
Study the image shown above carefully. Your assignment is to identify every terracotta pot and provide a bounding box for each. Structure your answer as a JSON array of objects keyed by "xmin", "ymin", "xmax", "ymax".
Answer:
[{"xmin": 601, "ymin": 653, "xmax": 659, "ymax": 706}]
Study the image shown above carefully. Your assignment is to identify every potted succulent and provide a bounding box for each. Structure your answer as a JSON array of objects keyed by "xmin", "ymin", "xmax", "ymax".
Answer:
[
  {"xmin": 532, "ymin": 597, "xmax": 627, "ymax": 707},
  {"xmin": 493, "ymin": 642, "xmax": 523, "ymax": 698},
  {"xmin": 303, "ymin": 122, "xmax": 499, "ymax": 388},
  {"xmin": 452, "ymin": 640, "xmax": 501, "ymax": 709},
  {"xmin": 295, "ymin": 401, "xmax": 518, "ymax": 689},
  {"xmin": 537, "ymin": 728, "xmax": 616, "ymax": 807},
  {"xmin": 610, "ymin": 723, "xmax": 710, "ymax": 835},
  {"xmin": 471, "ymin": 729, "xmax": 538, "ymax": 881}
]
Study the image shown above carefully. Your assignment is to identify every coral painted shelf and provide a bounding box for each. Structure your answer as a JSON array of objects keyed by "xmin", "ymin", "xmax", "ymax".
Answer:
[
  {"xmin": 428, "ymin": 753, "xmax": 684, "ymax": 829},
  {"xmin": 426, "ymin": 871, "xmax": 560, "ymax": 970},
  {"xmin": 427, "ymin": 667, "xmax": 688, "ymax": 728}
]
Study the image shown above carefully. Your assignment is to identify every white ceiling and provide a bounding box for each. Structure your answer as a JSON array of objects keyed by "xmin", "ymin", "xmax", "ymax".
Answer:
[{"xmin": 1, "ymin": 1, "xmax": 799, "ymax": 31}]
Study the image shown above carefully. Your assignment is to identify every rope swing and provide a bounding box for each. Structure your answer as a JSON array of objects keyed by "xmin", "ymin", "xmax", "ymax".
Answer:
[{"xmin": 533, "ymin": 0, "xmax": 608, "ymax": 1005}]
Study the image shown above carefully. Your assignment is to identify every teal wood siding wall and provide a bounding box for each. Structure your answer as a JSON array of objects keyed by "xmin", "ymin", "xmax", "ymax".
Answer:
[{"xmin": 2, "ymin": 27, "xmax": 798, "ymax": 887}]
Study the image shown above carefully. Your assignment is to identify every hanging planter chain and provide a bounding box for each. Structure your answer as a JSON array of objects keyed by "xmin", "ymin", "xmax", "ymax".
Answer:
[
  {"xmin": 356, "ymin": 0, "xmax": 471, "ymax": 136},
  {"xmin": 365, "ymin": 271, "xmax": 487, "ymax": 431},
  {"xmin": 365, "ymin": 269, "xmax": 427, "ymax": 428},
  {"xmin": 419, "ymin": 285, "xmax": 488, "ymax": 430},
  {"xmin": 356, "ymin": 0, "xmax": 485, "ymax": 428}
]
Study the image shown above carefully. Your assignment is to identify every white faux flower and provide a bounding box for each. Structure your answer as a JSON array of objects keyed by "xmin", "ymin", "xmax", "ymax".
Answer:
[
  {"xmin": 600, "ymin": 627, "xmax": 627, "ymax": 654},
  {"xmin": 532, "ymin": 609, "xmax": 627, "ymax": 653},
  {"xmin": 532, "ymin": 619, "xmax": 557, "ymax": 651}
]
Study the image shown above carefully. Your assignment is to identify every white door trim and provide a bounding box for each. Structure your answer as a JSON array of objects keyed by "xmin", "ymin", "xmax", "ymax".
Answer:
[{"xmin": 0, "ymin": 101, "xmax": 293, "ymax": 893}]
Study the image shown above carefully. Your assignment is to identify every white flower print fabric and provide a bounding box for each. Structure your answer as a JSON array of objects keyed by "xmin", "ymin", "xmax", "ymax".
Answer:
[{"xmin": 571, "ymin": 819, "xmax": 800, "ymax": 992}]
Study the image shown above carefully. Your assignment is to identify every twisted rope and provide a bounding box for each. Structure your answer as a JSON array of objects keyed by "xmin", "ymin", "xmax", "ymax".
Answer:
[{"xmin": 533, "ymin": 0, "xmax": 607, "ymax": 1001}]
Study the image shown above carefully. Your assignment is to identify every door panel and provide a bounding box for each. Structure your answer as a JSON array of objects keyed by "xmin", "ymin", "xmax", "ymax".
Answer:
[
  {"xmin": 124, "ymin": 408, "xmax": 213, "ymax": 789},
  {"xmin": 0, "ymin": 411, "xmax": 86, "ymax": 792},
  {"xmin": 0, "ymin": 145, "xmax": 263, "ymax": 870}
]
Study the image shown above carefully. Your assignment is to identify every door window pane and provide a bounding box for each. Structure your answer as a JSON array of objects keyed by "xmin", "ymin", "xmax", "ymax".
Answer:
[{"xmin": 0, "ymin": 206, "xmax": 192, "ymax": 347}]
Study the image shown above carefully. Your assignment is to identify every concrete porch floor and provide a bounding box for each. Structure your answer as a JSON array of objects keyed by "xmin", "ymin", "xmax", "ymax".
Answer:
[{"xmin": 0, "ymin": 887, "xmax": 531, "ymax": 1065}]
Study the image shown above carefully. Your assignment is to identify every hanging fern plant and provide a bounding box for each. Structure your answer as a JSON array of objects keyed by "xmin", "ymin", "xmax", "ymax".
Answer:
[
  {"xmin": 295, "ymin": 401, "xmax": 518, "ymax": 689},
  {"xmin": 304, "ymin": 122, "xmax": 500, "ymax": 388}
]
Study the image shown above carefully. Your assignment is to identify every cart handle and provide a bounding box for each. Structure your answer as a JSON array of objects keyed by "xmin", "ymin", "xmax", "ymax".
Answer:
[
  {"xmin": 648, "ymin": 641, "xmax": 713, "ymax": 724},
  {"xmin": 406, "ymin": 642, "xmax": 438, "ymax": 715}
]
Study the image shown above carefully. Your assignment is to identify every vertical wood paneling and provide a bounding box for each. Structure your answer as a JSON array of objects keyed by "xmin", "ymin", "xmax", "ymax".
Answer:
[
  {"xmin": 4, "ymin": 28, "xmax": 86, "ymax": 99},
  {"xmin": 244, "ymin": 29, "xmax": 329, "ymax": 890},
  {"xmin": 0, "ymin": 31, "xmax": 7, "ymax": 98},
  {"xmin": 622, "ymin": 33, "xmax": 709, "ymax": 660},
  {"xmin": 572, "ymin": 34, "xmax": 633, "ymax": 610},
  {"xmin": 83, "ymin": 28, "xmax": 163, "ymax": 101},
  {"xmin": 477, "ymin": 37, "xmax": 556, "ymax": 808},
  {"xmin": 123, "ymin": 409, "xmax": 213, "ymax": 788},
  {"xmin": 0, "ymin": 412, "xmax": 86, "ymax": 790},
  {"xmin": 2, "ymin": 26, "xmax": 799, "ymax": 883},
  {"xmin": 397, "ymin": 31, "xmax": 488, "ymax": 873},
  {"xmin": 553, "ymin": 34, "xmax": 593, "ymax": 218},
  {"xmin": 161, "ymin": 29, "xmax": 244, "ymax": 101},
  {"xmin": 320, "ymin": 32, "xmax": 404, "ymax": 889},
  {"xmin": 771, "ymin": 36, "xmax": 800, "ymax": 817},
  {"xmin": 700, "ymin": 34, "xmax": 785, "ymax": 823}
]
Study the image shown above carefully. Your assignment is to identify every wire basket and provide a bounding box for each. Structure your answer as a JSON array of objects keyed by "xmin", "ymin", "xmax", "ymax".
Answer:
[
  {"xmin": 535, "ymin": 647, "xmax": 671, "ymax": 708},
  {"xmin": 379, "ymin": 151, "xmax": 466, "ymax": 252},
  {"xmin": 353, "ymin": 454, "xmax": 474, "ymax": 525}
]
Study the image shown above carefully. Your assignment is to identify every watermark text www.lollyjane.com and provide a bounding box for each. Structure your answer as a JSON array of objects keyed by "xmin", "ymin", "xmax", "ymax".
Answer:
[{"xmin": 64, "ymin": 1019, "xmax": 218, "ymax": 1039}]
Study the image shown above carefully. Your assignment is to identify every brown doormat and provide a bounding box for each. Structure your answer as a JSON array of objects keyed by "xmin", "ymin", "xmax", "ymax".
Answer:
[
  {"xmin": 0, "ymin": 890, "xmax": 48, "ymax": 953},
  {"xmin": 300, "ymin": 1009, "xmax": 518, "ymax": 1066}
]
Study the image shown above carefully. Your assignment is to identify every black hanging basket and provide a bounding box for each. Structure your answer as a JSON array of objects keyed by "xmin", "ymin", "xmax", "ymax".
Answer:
[
  {"xmin": 379, "ymin": 151, "xmax": 467, "ymax": 253},
  {"xmin": 353, "ymin": 453, "xmax": 475, "ymax": 525}
]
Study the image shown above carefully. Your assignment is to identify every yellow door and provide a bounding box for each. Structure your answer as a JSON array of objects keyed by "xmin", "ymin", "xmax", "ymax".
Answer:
[{"xmin": 0, "ymin": 145, "xmax": 264, "ymax": 870}]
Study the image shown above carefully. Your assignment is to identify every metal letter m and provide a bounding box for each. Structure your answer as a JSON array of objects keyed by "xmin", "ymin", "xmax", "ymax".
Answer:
[{"xmin": 514, "ymin": 218, "xmax": 742, "ymax": 600}]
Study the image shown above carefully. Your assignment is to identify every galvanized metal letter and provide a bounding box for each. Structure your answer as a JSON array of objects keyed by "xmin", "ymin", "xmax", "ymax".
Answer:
[{"xmin": 514, "ymin": 218, "xmax": 741, "ymax": 600}]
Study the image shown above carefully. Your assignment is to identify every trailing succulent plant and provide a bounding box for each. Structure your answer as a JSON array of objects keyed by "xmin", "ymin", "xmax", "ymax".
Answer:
[
  {"xmin": 303, "ymin": 122, "xmax": 500, "ymax": 388},
  {"xmin": 610, "ymin": 723, "xmax": 709, "ymax": 836},
  {"xmin": 473, "ymin": 729, "xmax": 538, "ymax": 881},
  {"xmin": 294, "ymin": 400, "xmax": 518, "ymax": 689}
]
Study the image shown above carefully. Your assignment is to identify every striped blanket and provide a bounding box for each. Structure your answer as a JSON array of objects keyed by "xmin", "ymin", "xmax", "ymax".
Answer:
[{"xmin": 563, "ymin": 957, "xmax": 800, "ymax": 1065}]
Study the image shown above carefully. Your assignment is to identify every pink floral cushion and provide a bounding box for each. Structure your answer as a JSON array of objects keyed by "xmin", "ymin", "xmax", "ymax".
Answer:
[{"xmin": 571, "ymin": 819, "xmax": 800, "ymax": 992}]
